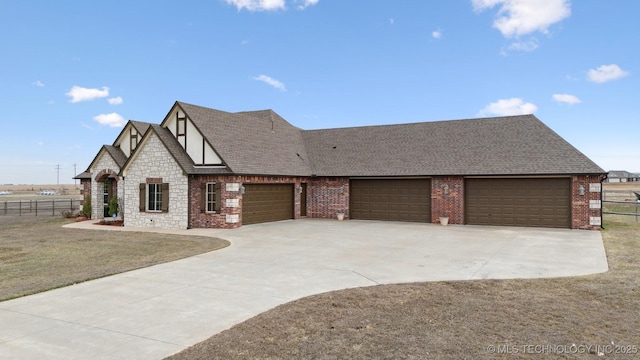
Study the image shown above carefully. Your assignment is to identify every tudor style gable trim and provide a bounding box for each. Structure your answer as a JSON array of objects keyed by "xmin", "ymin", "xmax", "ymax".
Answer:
[{"xmin": 161, "ymin": 102, "xmax": 223, "ymax": 166}]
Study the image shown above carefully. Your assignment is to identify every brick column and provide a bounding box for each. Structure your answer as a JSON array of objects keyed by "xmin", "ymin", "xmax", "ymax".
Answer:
[
  {"xmin": 431, "ymin": 176, "xmax": 465, "ymax": 224},
  {"xmin": 572, "ymin": 174, "xmax": 604, "ymax": 230}
]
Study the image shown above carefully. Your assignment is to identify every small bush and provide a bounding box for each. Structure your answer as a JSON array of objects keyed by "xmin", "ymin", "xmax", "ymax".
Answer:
[
  {"xmin": 60, "ymin": 209, "xmax": 75, "ymax": 218},
  {"xmin": 108, "ymin": 195, "xmax": 119, "ymax": 217},
  {"xmin": 82, "ymin": 195, "xmax": 92, "ymax": 219}
]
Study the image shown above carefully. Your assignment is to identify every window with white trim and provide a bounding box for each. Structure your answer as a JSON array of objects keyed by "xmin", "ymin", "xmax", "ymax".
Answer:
[{"xmin": 148, "ymin": 183, "xmax": 162, "ymax": 212}]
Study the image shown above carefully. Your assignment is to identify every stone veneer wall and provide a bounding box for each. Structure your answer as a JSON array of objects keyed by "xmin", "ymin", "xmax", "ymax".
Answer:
[
  {"xmin": 89, "ymin": 152, "xmax": 121, "ymax": 220},
  {"xmin": 189, "ymin": 175, "xmax": 310, "ymax": 229},
  {"xmin": 124, "ymin": 133, "xmax": 189, "ymax": 229}
]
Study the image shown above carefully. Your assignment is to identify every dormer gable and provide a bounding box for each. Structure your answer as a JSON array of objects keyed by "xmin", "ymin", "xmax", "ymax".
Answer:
[
  {"xmin": 160, "ymin": 102, "xmax": 223, "ymax": 166},
  {"xmin": 113, "ymin": 120, "xmax": 152, "ymax": 158}
]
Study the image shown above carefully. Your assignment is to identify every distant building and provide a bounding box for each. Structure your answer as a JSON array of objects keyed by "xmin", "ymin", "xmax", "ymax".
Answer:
[{"xmin": 606, "ymin": 170, "xmax": 639, "ymax": 183}]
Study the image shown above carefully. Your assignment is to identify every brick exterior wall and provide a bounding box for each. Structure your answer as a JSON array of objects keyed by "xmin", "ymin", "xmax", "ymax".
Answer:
[
  {"xmin": 189, "ymin": 175, "xmax": 311, "ymax": 229},
  {"xmin": 571, "ymin": 174, "xmax": 605, "ymax": 230},
  {"xmin": 308, "ymin": 177, "xmax": 350, "ymax": 220},
  {"xmin": 428, "ymin": 175, "xmax": 604, "ymax": 230},
  {"xmin": 80, "ymin": 179, "xmax": 91, "ymax": 202},
  {"xmin": 124, "ymin": 132, "xmax": 189, "ymax": 229},
  {"xmin": 431, "ymin": 176, "xmax": 464, "ymax": 224}
]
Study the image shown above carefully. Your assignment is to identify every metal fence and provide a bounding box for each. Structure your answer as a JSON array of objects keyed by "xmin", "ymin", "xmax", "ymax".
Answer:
[
  {"xmin": 1, "ymin": 198, "xmax": 83, "ymax": 217},
  {"xmin": 602, "ymin": 200, "xmax": 640, "ymax": 223},
  {"xmin": 602, "ymin": 190, "xmax": 640, "ymax": 201}
]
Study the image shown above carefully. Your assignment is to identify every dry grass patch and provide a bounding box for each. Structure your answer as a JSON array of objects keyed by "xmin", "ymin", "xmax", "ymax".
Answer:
[
  {"xmin": 168, "ymin": 220, "xmax": 639, "ymax": 360},
  {"xmin": 0, "ymin": 216, "xmax": 229, "ymax": 301}
]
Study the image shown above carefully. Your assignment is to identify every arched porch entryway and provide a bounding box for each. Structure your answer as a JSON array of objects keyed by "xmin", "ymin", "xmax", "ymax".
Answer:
[{"xmin": 95, "ymin": 170, "xmax": 119, "ymax": 219}]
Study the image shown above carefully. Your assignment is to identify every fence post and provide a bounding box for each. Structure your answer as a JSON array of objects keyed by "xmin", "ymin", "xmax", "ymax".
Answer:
[
  {"xmin": 35, "ymin": 199, "xmax": 38, "ymax": 216},
  {"xmin": 52, "ymin": 199, "xmax": 55, "ymax": 216},
  {"xmin": 19, "ymin": 200, "xmax": 22, "ymax": 216},
  {"xmin": 3, "ymin": 200, "xmax": 6, "ymax": 215}
]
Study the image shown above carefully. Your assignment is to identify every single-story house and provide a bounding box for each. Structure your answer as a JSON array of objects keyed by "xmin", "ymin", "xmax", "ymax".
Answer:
[
  {"xmin": 606, "ymin": 170, "xmax": 639, "ymax": 183},
  {"xmin": 75, "ymin": 101, "xmax": 606, "ymax": 230}
]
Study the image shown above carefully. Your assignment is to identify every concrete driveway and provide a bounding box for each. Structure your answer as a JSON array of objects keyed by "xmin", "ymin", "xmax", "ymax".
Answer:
[{"xmin": 0, "ymin": 219, "xmax": 608, "ymax": 359}]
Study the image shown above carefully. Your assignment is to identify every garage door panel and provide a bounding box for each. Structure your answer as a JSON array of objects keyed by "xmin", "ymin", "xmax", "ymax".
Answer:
[
  {"xmin": 351, "ymin": 179, "xmax": 431, "ymax": 222},
  {"xmin": 242, "ymin": 184, "xmax": 293, "ymax": 225},
  {"xmin": 466, "ymin": 178, "xmax": 570, "ymax": 228}
]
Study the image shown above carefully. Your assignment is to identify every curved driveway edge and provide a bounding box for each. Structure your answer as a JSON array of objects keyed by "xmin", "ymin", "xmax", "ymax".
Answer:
[{"xmin": 0, "ymin": 220, "xmax": 607, "ymax": 359}]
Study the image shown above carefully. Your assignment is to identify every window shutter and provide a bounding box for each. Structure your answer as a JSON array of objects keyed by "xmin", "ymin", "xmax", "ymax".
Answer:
[
  {"xmin": 161, "ymin": 183, "xmax": 169, "ymax": 212},
  {"xmin": 139, "ymin": 183, "xmax": 146, "ymax": 212},
  {"xmin": 200, "ymin": 183, "xmax": 206, "ymax": 212},
  {"xmin": 215, "ymin": 182, "xmax": 221, "ymax": 212}
]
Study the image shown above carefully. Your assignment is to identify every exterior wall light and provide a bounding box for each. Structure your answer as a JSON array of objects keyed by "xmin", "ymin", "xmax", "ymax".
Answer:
[
  {"xmin": 578, "ymin": 185, "xmax": 585, "ymax": 196},
  {"xmin": 443, "ymin": 184, "xmax": 449, "ymax": 195},
  {"xmin": 340, "ymin": 184, "xmax": 345, "ymax": 194},
  {"xmin": 240, "ymin": 186, "xmax": 246, "ymax": 195}
]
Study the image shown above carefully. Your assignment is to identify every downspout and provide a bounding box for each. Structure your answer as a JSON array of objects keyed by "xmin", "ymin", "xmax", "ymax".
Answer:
[
  {"xmin": 187, "ymin": 174, "xmax": 192, "ymax": 229},
  {"xmin": 122, "ymin": 176, "xmax": 125, "ymax": 224},
  {"xmin": 600, "ymin": 173, "xmax": 607, "ymax": 229}
]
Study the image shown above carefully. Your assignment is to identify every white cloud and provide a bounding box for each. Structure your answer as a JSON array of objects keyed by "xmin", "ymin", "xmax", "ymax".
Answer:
[
  {"xmin": 93, "ymin": 113, "xmax": 125, "ymax": 128},
  {"xmin": 253, "ymin": 74, "xmax": 287, "ymax": 92},
  {"xmin": 552, "ymin": 93, "xmax": 581, "ymax": 105},
  {"xmin": 587, "ymin": 64, "xmax": 629, "ymax": 83},
  {"xmin": 432, "ymin": 29, "xmax": 443, "ymax": 39},
  {"xmin": 225, "ymin": 0, "xmax": 286, "ymax": 11},
  {"xmin": 66, "ymin": 86, "xmax": 109, "ymax": 103},
  {"xmin": 472, "ymin": 0, "xmax": 571, "ymax": 38},
  {"xmin": 508, "ymin": 38, "xmax": 538, "ymax": 52},
  {"xmin": 478, "ymin": 97, "xmax": 538, "ymax": 116},
  {"xmin": 33, "ymin": 80, "xmax": 45, "ymax": 87},
  {"xmin": 108, "ymin": 96, "xmax": 123, "ymax": 105},
  {"xmin": 295, "ymin": 0, "xmax": 318, "ymax": 10}
]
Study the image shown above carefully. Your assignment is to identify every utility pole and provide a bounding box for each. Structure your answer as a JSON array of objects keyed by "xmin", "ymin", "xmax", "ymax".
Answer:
[
  {"xmin": 73, "ymin": 163, "xmax": 77, "ymax": 188},
  {"xmin": 55, "ymin": 164, "xmax": 60, "ymax": 191}
]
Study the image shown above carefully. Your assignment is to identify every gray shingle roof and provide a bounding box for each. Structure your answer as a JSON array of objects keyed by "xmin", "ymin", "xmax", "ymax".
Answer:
[
  {"xmin": 138, "ymin": 102, "xmax": 604, "ymax": 177},
  {"xmin": 104, "ymin": 145, "xmax": 128, "ymax": 169},
  {"xmin": 302, "ymin": 114, "xmax": 605, "ymax": 176},
  {"xmin": 133, "ymin": 124, "xmax": 233, "ymax": 176},
  {"xmin": 129, "ymin": 120, "xmax": 152, "ymax": 135},
  {"xmin": 608, "ymin": 170, "xmax": 638, "ymax": 178},
  {"xmin": 178, "ymin": 102, "xmax": 311, "ymax": 176}
]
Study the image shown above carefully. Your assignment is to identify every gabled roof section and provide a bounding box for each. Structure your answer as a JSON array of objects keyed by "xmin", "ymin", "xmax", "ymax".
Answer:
[
  {"xmin": 112, "ymin": 120, "xmax": 152, "ymax": 147},
  {"xmin": 177, "ymin": 102, "xmax": 311, "ymax": 176},
  {"xmin": 120, "ymin": 124, "xmax": 232, "ymax": 177},
  {"xmin": 129, "ymin": 120, "xmax": 152, "ymax": 135},
  {"xmin": 104, "ymin": 145, "xmax": 128, "ymax": 168},
  {"xmin": 302, "ymin": 114, "xmax": 605, "ymax": 176},
  {"xmin": 84, "ymin": 145, "xmax": 128, "ymax": 175}
]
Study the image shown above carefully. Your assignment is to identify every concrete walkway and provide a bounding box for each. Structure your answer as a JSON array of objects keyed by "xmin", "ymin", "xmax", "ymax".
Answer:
[{"xmin": 0, "ymin": 220, "xmax": 608, "ymax": 359}]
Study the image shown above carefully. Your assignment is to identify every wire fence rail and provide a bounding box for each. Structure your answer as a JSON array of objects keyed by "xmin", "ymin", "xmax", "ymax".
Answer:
[
  {"xmin": 602, "ymin": 190, "xmax": 640, "ymax": 202},
  {"xmin": 602, "ymin": 200, "xmax": 640, "ymax": 223},
  {"xmin": 1, "ymin": 198, "xmax": 83, "ymax": 217}
]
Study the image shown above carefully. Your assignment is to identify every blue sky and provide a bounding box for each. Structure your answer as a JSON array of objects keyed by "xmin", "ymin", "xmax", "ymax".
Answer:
[{"xmin": 1, "ymin": 0, "xmax": 637, "ymax": 184}]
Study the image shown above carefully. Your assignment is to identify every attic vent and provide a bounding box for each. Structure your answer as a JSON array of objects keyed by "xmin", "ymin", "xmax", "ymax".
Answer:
[{"xmin": 332, "ymin": 146, "xmax": 337, "ymax": 149}]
